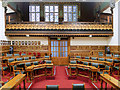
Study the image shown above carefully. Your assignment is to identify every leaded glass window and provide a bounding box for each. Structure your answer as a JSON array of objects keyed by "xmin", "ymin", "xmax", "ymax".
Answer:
[
  {"xmin": 29, "ymin": 5, "xmax": 40, "ymax": 22},
  {"xmin": 45, "ymin": 5, "xmax": 59, "ymax": 22},
  {"xmin": 64, "ymin": 5, "xmax": 77, "ymax": 22}
]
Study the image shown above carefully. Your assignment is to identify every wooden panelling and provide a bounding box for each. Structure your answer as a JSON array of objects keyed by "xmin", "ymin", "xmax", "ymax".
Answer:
[
  {"xmin": 70, "ymin": 45, "xmax": 120, "ymax": 57},
  {"xmin": 70, "ymin": 46, "xmax": 105, "ymax": 57}
]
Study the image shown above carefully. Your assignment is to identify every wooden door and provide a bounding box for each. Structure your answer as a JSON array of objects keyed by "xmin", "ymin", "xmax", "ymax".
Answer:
[{"xmin": 50, "ymin": 38, "xmax": 70, "ymax": 65}]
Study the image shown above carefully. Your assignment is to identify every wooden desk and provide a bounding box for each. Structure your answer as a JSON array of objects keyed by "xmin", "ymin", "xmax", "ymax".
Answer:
[
  {"xmin": 100, "ymin": 74, "xmax": 120, "ymax": 90},
  {"xmin": 69, "ymin": 64, "xmax": 98, "ymax": 82},
  {"xmin": 0, "ymin": 74, "xmax": 26, "ymax": 90},
  {"xmin": 26, "ymin": 64, "xmax": 53, "ymax": 82}
]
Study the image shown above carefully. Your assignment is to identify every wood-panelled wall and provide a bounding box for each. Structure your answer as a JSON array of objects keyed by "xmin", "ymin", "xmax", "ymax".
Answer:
[
  {"xmin": 13, "ymin": 45, "xmax": 49, "ymax": 56},
  {"xmin": 70, "ymin": 45, "xmax": 120, "ymax": 57}
]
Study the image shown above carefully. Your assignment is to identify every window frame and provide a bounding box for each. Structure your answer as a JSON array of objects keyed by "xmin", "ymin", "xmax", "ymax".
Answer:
[
  {"xmin": 44, "ymin": 4, "xmax": 59, "ymax": 22},
  {"xmin": 29, "ymin": 4, "xmax": 40, "ymax": 22},
  {"xmin": 63, "ymin": 5, "xmax": 78, "ymax": 22}
]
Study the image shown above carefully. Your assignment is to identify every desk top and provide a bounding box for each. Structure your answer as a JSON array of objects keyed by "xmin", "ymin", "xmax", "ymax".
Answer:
[
  {"xmin": 26, "ymin": 63, "xmax": 53, "ymax": 70},
  {"xmin": 69, "ymin": 64, "xmax": 97, "ymax": 70},
  {"xmin": 100, "ymin": 74, "xmax": 120, "ymax": 89},
  {"xmin": 0, "ymin": 74, "xmax": 26, "ymax": 90}
]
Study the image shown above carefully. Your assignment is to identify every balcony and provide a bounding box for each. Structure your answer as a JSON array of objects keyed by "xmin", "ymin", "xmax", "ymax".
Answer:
[{"xmin": 5, "ymin": 22, "xmax": 113, "ymax": 37}]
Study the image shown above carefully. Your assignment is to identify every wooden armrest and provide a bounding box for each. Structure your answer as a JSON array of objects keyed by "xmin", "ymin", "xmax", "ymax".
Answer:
[
  {"xmin": 114, "ymin": 63, "xmax": 120, "ymax": 66},
  {"xmin": 103, "ymin": 70, "xmax": 110, "ymax": 74},
  {"xmin": 14, "ymin": 70, "xmax": 21, "ymax": 72},
  {"xmin": 17, "ymin": 67, "xmax": 24, "ymax": 70}
]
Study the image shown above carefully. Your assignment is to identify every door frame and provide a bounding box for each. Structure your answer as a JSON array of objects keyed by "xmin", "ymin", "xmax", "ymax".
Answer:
[{"xmin": 48, "ymin": 37, "xmax": 70, "ymax": 65}]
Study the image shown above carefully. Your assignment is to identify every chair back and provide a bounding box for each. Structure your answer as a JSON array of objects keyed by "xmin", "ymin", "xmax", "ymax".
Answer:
[
  {"xmin": 14, "ymin": 54, "xmax": 19, "ymax": 56},
  {"xmin": 114, "ymin": 54, "xmax": 120, "ymax": 57},
  {"xmin": 106, "ymin": 59, "xmax": 113, "ymax": 62},
  {"xmin": 105, "ymin": 65, "xmax": 110, "ymax": 70},
  {"xmin": 91, "ymin": 57, "xmax": 97, "ymax": 60},
  {"xmin": 106, "ymin": 54, "xmax": 112, "ymax": 57},
  {"xmin": 45, "ymin": 56, "xmax": 49, "ymax": 58},
  {"xmin": 99, "ymin": 58, "xmax": 104, "ymax": 61},
  {"xmin": 8, "ymin": 58, "xmax": 14, "ymax": 63},
  {"xmin": 92, "ymin": 63, "xmax": 99, "ymax": 68},
  {"xmin": 46, "ymin": 85, "xmax": 59, "ymax": 90},
  {"xmin": 33, "ymin": 61, "xmax": 39, "ymax": 65},
  {"xmin": 6, "ymin": 54, "xmax": 12, "ymax": 57},
  {"xmin": 70, "ymin": 61, "xmax": 76, "ymax": 64},
  {"xmin": 25, "ymin": 62, "xmax": 31, "ymax": 67},
  {"xmin": 72, "ymin": 84, "xmax": 85, "ymax": 90},
  {"xmin": 85, "ymin": 57, "xmax": 89, "ymax": 59},
  {"xmin": 31, "ymin": 56, "xmax": 36, "ymax": 60},
  {"xmin": 13, "ymin": 65, "xmax": 17, "ymax": 70},
  {"xmin": 16, "ymin": 58, "xmax": 23, "ymax": 61},
  {"xmin": 83, "ymin": 62, "xmax": 89, "ymax": 65},
  {"xmin": 21, "ymin": 53, "xmax": 26, "ymax": 56},
  {"xmin": 76, "ymin": 56, "xmax": 81, "ymax": 58},
  {"xmin": 45, "ymin": 60, "xmax": 52, "ymax": 64},
  {"xmin": 24, "ymin": 57, "xmax": 29, "ymax": 60}
]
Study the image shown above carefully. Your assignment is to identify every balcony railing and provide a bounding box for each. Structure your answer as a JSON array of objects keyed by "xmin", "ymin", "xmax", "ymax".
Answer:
[{"xmin": 5, "ymin": 22, "xmax": 113, "ymax": 37}]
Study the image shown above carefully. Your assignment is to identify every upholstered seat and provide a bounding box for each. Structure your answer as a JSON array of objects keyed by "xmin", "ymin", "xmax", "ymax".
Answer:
[
  {"xmin": 31, "ymin": 56, "xmax": 36, "ymax": 60},
  {"xmin": 106, "ymin": 59, "xmax": 113, "ymax": 62},
  {"xmin": 8, "ymin": 58, "xmax": 14, "ymax": 63},
  {"xmin": 24, "ymin": 57, "xmax": 29, "ymax": 60},
  {"xmin": 45, "ymin": 56, "xmax": 49, "ymax": 58},
  {"xmin": 21, "ymin": 53, "xmax": 26, "ymax": 56},
  {"xmin": 92, "ymin": 63, "xmax": 99, "ymax": 68},
  {"xmin": 72, "ymin": 84, "xmax": 85, "ymax": 90},
  {"xmin": 46, "ymin": 85, "xmax": 59, "ymax": 90},
  {"xmin": 76, "ymin": 56, "xmax": 81, "ymax": 58},
  {"xmin": 85, "ymin": 57, "xmax": 89, "ymax": 59},
  {"xmin": 16, "ymin": 58, "xmax": 23, "ymax": 61},
  {"xmin": 83, "ymin": 62, "xmax": 89, "ymax": 65},
  {"xmin": 14, "ymin": 54, "xmax": 20, "ymax": 56},
  {"xmin": 6, "ymin": 54, "xmax": 12, "ymax": 57},
  {"xmin": 33, "ymin": 61, "xmax": 39, "ymax": 65},
  {"xmin": 91, "ymin": 57, "xmax": 97, "ymax": 60},
  {"xmin": 98, "ymin": 58, "xmax": 104, "ymax": 61},
  {"xmin": 25, "ymin": 62, "xmax": 31, "ymax": 67}
]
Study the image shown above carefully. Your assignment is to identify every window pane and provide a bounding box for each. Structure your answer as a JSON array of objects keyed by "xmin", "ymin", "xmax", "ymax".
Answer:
[
  {"xmin": 68, "ymin": 6, "xmax": 72, "ymax": 12},
  {"xmin": 63, "ymin": 47, "xmax": 64, "ymax": 51},
  {"xmin": 57, "ymin": 52, "xmax": 59, "ymax": 57},
  {"xmin": 73, "ymin": 6, "xmax": 77, "ymax": 12},
  {"xmin": 50, "ymin": 6, "xmax": 54, "ymax": 12},
  {"xmin": 50, "ymin": 13, "xmax": 54, "ymax": 22},
  {"xmin": 54, "ymin": 47, "xmax": 56, "ymax": 51},
  {"xmin": 54, "ymin": 41, "xmax": 56, "ymax": 46},
  {"xmin": 55, "ymin": 6, "xmax": 58, "ymax": 12},
  {"xmin": 32, "ymin": 6, "xmax": 35, "ymax": 12},
  {"xmin": 36, "ymin": 13, "xmax": 40, "ymax": 22},
  {"xmin": 45, "ymin": 13, "xmax": 49, "ymax": 22},
  {"xmin": 65, "ymin": 47, "xmax": 67, "ymax": 51},
  {"xmin": 56, "ymin": 41, "xmax": 58, "ymax": 46},
  {"xmin": 29, "ymin": 13, "xmax": 32, "ymax": 21},
  {"xmin": 64, "ymin": 6, "xmax": 67, "ymax": 12},
  {"xmin": 73, "ymin": 13, "xmax": 77, "ymax": 22},
  {"xmin": 60, "ymin": 47, "xmax": 62, "ymax": 52},
  {"xmin": 54, "ymin": 52, "xmax": 56, "ymax": 57},
  {"xmin": 31, "ymin": 13, "xmax": 35, "ymax": 22},
  {"xmin": 51, "ymin": 47, "xmax": 53, "ymax": 51},
  {"xmin": 36, "ymin": 6, "xmax": 40, "ymax": 12},
  {"xmin": 55, "ymin": 13, "xmax": 58, "ymax": 22},
  {"xmin": 51, "ymin": 52, "xmax": 53, "ymax": 57},
  {"xmin": 45, "ymin": 6, "xmax": 49, "ymax": 12},
  {"xmin": 69, "ymin": 13, "xmax": 72, "ymax": 21},
  {"xmin": 29, "ymin": 6, "xmax": 32, "ymax": 12},
  {"xmin": 51, "ymin": 41, "xmax": 53, "ymax": 46},
  {"xmin": 64, "ymin": 13, "xmax": 67, "ymax": 22},
  {"xmin": 65, "ymin": 52, "xmax": 68, "ymax": 57},
  {"xmin": 65, "ymin": 41, "xmax": 67, "ymax": 46},
  {"xmin": 57, "ymin": 47, "xmax": 58, "ymax": 51}
]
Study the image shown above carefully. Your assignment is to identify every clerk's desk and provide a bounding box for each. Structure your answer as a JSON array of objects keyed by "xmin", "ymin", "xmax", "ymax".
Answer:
[
  {"xmin": 100, "ymin": 74, "xmax": 120, "ymax": 90},
  {"xmin": 0, "ymin": 74, "xmax": 26, "ymax": 90}
]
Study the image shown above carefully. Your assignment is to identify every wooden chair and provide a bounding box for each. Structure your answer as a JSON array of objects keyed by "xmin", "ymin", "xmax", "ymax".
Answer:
[
  {"xmin": 72, "ymin": 84, "xmax": 85, "ymax": 90},
  {"xmin": 91, "ymin": 57, "xmax": 97, "ymax": 60},
  {"xmin": 98, "ymin": 65, "xmax": 111, "ymax": 75},
  {"xmin": 46, "ymin": 85, "xmax": 59, "ymax": 90},
  {"xmin": 0, "ymin": 63, "xmax": 8, "ymax": 76},
  {"xmin": 12, "ymin": 65, "xmax": 25, "ymax": 76},
  {"xmin": 113, "ymin": 62, "xmax": 120, "ymax": 76},
  {"xmin": 45, "ymin": 60, "xmax": 53, "ymax": 76},
  {"xmin": 31, "ymin": 56, "xmax": 36, "ymax": 60},
  {"xmin": 69, "ymin": 61, "xmax": 77, "ymax": 76}
]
